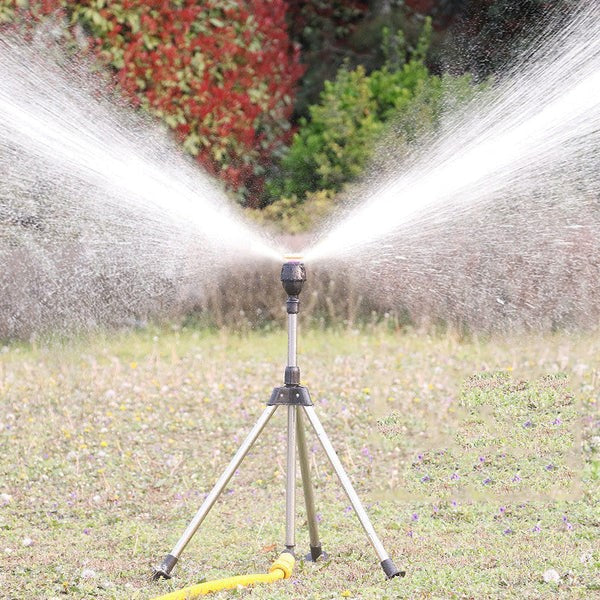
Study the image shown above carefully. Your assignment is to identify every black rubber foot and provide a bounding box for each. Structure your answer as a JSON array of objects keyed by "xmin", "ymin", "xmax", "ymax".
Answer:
[
  {"xmin": 305, "ymin": 544, "xmax": 327, "ymax": 562},
  {"xmin": 284, "ymin": 545, "xmax": 296, "ymax": 557},
  {"xmin": 152, "ymin": 554, "xmax": 178, "ymax": 580},
  {"xmin": 381, "ymin": 558, "xmax": 405, "ymax": 579}
]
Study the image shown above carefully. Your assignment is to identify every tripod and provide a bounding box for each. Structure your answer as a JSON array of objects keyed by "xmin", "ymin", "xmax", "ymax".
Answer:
[{"xmin": 153, "ymin": 261, "xmax": 404, "ymax": 581}]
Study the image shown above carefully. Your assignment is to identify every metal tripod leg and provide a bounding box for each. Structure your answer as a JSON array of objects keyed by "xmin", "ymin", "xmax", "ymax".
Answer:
[
  {"xmin": 285, "ymin": 405, "xmax": 297, "ymax": 554},
  {"xmin": 153, "ymin": 405, "xmax": 278, "ymax": 579},
  {"xmin": 296, "ymin": 407, "xmax": 324, "ymax": 561},
  {"xmin": 302, "ymin": 406, "xmax": 404, "ymax": 579}
]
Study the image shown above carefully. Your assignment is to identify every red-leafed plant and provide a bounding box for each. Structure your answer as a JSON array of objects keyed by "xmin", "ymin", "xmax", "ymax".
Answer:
[{"xmin": 1, "ymin": 0, "xmax": 304, "ymax": 206}]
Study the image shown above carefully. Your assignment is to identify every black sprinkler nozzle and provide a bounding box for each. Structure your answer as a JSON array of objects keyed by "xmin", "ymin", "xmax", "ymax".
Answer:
[{"xmin": 281, "ymin": 260, "xmax": 306, "ymax": 298}]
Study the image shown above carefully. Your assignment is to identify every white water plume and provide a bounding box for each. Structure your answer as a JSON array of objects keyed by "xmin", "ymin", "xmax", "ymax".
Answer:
[
  {"xmin": 306, "ymin": 4, "xmax": 600, "ymax": 263},
  {"xmin": 2, "ymin": 5, "xmax": 600, "ymax": 337},
  {"xmin": 0, "ymin": 35, "xmax": 281, "ymax": 336}
]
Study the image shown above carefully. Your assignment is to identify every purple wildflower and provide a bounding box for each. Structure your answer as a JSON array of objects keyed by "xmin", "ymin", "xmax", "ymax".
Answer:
[
  {"xmin": 421, "ymin": 475, "xmax": 431, "ymax": 483},
  {"xmin": 411, "ymin": 513, "xmax": 419, "ymax": 521},
  {"xmin": 483, "ymin": 477, "xmax": 492, "ymax": 485},
  {"xmin": 552, "ymin": 418, "xmax": 562, "ymax": 425},
  {"xmin": 532, "ymin": 524, "xmax": 541, "ymax": 533},
  {"xmin": 450, "ymin": 472, "xmax": 460, "ymax": 481},
  {"xmin": 512, "ymin": 474, "xmax": 521, "ymax": 483}
]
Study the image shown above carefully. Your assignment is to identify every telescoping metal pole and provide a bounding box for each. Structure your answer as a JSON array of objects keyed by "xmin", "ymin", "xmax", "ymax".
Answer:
[
  {"xmin": 283, "ymin": 263, "xmax": 301, "ymax": 555},
  {"xmin": 288, "ymin": 311, "xmax": 297, "ymax": 367},
  {"xmin": 285, "ymin": 401, "xmax": 297, "ymax": 553},
  {"xmin": 280, "ymin": 258, "xmax": 324, "ymax": 561}
]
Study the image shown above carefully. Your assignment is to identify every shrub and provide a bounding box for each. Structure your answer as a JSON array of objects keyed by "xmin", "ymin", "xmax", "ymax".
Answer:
[
  {"xmin": 248, "ymin": 189, "xmax": 336, "ymax": 234},
  {"xmin": 273, "ymin": 65, "xmax": 383, "ymax": 198},
  {"xmin": 270, "ymin": 17, "xmax": 477, "ymax": 199},
  {"xmin": 0, "ymin": 0, "xmax": 304, "ymax": 206}
]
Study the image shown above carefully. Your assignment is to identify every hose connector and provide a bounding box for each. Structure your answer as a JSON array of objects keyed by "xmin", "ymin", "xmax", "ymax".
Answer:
[{"xmin": 269, "ymin": 553, "xmax": 295, "ymax": 579}]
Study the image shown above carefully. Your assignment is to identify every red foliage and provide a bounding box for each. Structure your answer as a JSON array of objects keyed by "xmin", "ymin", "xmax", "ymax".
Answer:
[{"xmin": 2, "ymin": 0, "xmax": 304, "ymax": 205}]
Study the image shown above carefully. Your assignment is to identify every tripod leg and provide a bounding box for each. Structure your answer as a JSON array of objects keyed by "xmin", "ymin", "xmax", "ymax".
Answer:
[
  {"xmin": 153, "ymin": 405, "xmax": 278, "ymax": 579},
  {"xmin": 302, "ymin": 406, "xmax": 404, "ymax": 579},
  {"xmin": 296, "ymin": 407, "xmax": 324, "ymax": 561},
  {"xmin": 285, "ymin": 405, "xmax": 297, "ymax": 554}
]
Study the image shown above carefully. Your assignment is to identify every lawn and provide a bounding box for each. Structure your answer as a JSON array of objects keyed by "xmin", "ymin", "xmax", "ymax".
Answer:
[{"xmin": 0, "ymin": 325, "xmax": 598, "ymax": 599}]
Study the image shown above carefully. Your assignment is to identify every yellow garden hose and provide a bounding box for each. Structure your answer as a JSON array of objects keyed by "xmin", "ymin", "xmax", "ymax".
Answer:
[{"xmin": 150, "ymin": 553, "xmax": 295, "ymax": 600}]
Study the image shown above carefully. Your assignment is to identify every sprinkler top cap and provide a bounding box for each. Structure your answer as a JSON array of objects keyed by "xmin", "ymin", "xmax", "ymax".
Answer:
[{"xmin": 281, "ymin": 261, "xmax": 306, "ymax": 297}]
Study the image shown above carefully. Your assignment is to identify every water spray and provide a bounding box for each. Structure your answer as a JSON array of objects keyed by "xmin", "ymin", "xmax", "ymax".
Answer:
[{"xmin": 152, "ymin": 259, "xmax": 404, "ymax": 595}]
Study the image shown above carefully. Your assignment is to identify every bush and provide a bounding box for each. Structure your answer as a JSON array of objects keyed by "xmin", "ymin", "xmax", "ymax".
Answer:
[
  {"xmin": 273, "ymin": 65, "xmax": 384, "ymax": 197},
  {"xmin": 0, "ymin": 0, "xmax": 304, "ymax": 207},
  {"xmin": 269, "ymin": 18, "xmax": 476, "ymax": 199},
  {"xmin": 248, "ymin": 189, "xmax": 336, "ymax": 233}
]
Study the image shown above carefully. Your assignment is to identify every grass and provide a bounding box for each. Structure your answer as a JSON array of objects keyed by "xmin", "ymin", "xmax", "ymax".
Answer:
[{"xmin": 0, "ymin": 325, "xmax": 598, "ymax": 599}]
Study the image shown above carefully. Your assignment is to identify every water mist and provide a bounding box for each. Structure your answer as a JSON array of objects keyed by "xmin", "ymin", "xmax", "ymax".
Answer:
[
  {"xmin": 0, "ymin": 36, "xmax": 280, "ymax": 337},
  {"xmin": 304, "ymin": 4, "xmax": 600, "ymax": 330}
]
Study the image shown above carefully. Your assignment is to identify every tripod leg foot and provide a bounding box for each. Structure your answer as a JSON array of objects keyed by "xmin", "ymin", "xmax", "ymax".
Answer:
[
  {"xmin": 381, "ymin": 558, "xmax": 405, "ymax": 579},
  {"xmin": 305, "ymin": 544, "xmax": 327, "ymax": 562},
  {"xmin": 152, "ymin": 553, "xmax": 178, "ymax": 580}
]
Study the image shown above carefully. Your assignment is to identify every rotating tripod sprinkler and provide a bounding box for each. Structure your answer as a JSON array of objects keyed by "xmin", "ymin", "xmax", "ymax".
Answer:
[{"xmin": 151, "ymin": 258, "xmax": 404, "ymax": 595}]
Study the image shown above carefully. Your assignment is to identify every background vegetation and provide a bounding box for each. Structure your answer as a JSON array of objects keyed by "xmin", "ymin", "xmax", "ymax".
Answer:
[
  {"xmin": 0, "ymin": 0, "xmax": 570, "ymax": 212},
  {"xmin": 0, "ymin": 0, "xmax": 589, "ymax": 340},
  {"xmin": 0, "ymin": 0, "xmax": 303, "ymax": 207}
]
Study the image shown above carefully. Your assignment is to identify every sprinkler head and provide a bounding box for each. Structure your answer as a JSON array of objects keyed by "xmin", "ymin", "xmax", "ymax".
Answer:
[{"xmin": 281, "ymin": 258, "xmax": 306, "ymax": 298}]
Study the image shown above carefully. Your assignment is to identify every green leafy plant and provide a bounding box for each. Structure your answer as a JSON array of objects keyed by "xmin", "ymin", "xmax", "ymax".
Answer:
[
  {"xmin": 248, "ymin": 189, "xmax": 336, "ymax": 233},
  {"xmin": 269, "ymin": 17, "xmax": 477, "ymax": 200}
]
